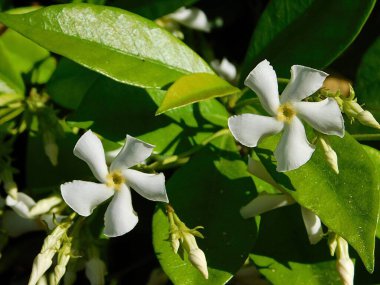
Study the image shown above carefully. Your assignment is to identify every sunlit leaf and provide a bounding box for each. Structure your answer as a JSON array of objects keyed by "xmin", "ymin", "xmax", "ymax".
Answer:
[
  {"xmin": 0, "ymin": 4, "xmax": 212, "ymax": 89},
  {"xmin": 156, "ymin": 73, "xmax": 239, "ymax": 115}
]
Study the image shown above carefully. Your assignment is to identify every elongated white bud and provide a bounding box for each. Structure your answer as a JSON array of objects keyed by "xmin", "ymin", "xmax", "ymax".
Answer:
[
  {"xmin": 211, "ymin": 58, "xmax": 237, "ymax": 82},
  {"xmin": 171, "ymin": 238, "xmax": 180, "ymax": 254},
  {"xmin": 28, "ymin": 249, "xmax": 57, "ymax": 285},
  {"xmin": 336, "ymin": 237, "xmax": 354, "ymax": 285},
  {"xmin": 240, "ymin": 193, "xmax": 295, "ymax": 219},
  {"xmin": 247, "ymin": 157, "xmax": 283, "ymax": 191},
  {"xmin": 301, "ymin": 207, "xmax": 323, "ymax": 245},
  {"xmin": 182, "ymin": 232, "xmax": 208, "ymax": 279},
  {"xmin": 51, "ymin": 240, "xmax": 71, "ymax": 285},
  {"xmin": 357, "ymin": 110, "xmax": 380, "ymax": 129},
  {"xmin": 318, "ymin": 137, "xmax": 339, "ymax": 174}
]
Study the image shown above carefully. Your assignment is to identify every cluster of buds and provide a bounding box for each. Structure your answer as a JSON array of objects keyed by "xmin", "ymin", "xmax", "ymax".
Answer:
[
  {"xmin": 28, "ymin": 219, "xmax": 73, "ymax": 285},
  {"xmin": 329, "ymin": 233, "xmax": 355, "ymax": 285},
  {"xmin": 321, "ymin": 78, "xmax": 380, "ymax": 130},
  {"xmin": 167, "ymin": 205, "xmax": 208, "ymax": 279}
]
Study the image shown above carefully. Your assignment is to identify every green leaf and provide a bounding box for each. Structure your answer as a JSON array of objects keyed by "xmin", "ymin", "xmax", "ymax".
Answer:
[
  {"xmin": 109, "ymin": 0, "xmax": 199, "ymax": 20},
  {"xmin": 255, "ymin": 133, "xmax": 379, "ymax": 272},
  {"xmin": 47, "ymin": 58, "xmax": 99, "ymax": 110},
  {"xmin": 240, "ymin": 0, "xmax": 376, "ymax": 82},
  {"xmin": 153, "ymin": 134, "xmax": 257, "ymax": 285},
  {"xmin": 68, "ymin": 75, "xmax": 228, "ymax": 155},
  {"xmin": 0, "ymin": 4, "xmax": 212, "ymax": 89},
  {"xmin": 31, "ymin": 56, "xmax": 56, "ymax": 84},
  {"xmin": 0, "ymin": 41, "xmax": 24, "ymax": 95},
  {"xmin": 0, "ymin": 28, "xmax": 49, "ymax": 74},
  {"xmin": 156, "ymin": 73, "xmax": 239, "ymax": 115},
  {"xmin": 356, "ymin": 36, "xmax": 380, "ymax": 120},
  {"xmin": 251, "ymin": 205, "xmax": 341, "ymax": 285}
]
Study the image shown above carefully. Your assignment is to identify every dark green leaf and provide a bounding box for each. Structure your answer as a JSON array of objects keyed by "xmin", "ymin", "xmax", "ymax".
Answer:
[
  {"xmin": 0, "ymin": 4, "xmax": 212, "ymax": 88},
  {"xmin": 251, "ymin": 205, "xmax": 341, "ymax": 285},
  {"xmin": 240, "ymin": 0, "xmax": 376, "ymax": 82},
  {"xmin": 356, "ymin": 36, "xmax": 380, "ymax": 120},
  {"xmin": 255, "ymin": 133, "xmax": 379, "ymax": 272},
  {"xmin": 47, "ymin": 58, "xmax": 99, "ymax": 110},
  {"xmin": 156, "ymin": 73, "xmax": 239, "ymax": 115},
  {"xmin": 153, "ymin": 134, "xmax": 257, "ymax": 285}
]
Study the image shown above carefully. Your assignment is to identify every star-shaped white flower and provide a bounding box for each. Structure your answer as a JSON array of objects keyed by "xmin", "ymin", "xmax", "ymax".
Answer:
[
  {"xmin": 229, "ymin": 60, "xmax": 344, "ymax": 172},
  {"xmin": 60, "ymin": 130, "xmax": 169, "ymax": 237}
]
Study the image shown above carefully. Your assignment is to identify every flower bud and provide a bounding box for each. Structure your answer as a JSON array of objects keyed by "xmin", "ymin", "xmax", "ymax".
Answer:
[
  {"xmin": 29, "ymin": 196, "xmax": 62, "ymax": 217},
  {"xmin": 318, "ymin": 137, "xmax": 339, "ymax": 174},
  {"xmin": 335, "ymin": 237, "xmax": 354, "ymax": 285},
  {"xmin": 52, "ymin": 240, "xmax": 71, "ymax": 285},
  {"xmin": 28, "ymin": 249, "xmax": 57, "ymax": 285},
  {"xmin": 357, "ymin": 110, "xmax": 380, "ymax": 130},
  {"xmin": 171, "ymin": 237, "xmax": 180, "ymax": 254},
  {"xmin": 188, "ymin": 248, "xmax": 209, "ymax": 279},
  {"xmin": 240, "ymin": 193, "xmax": 295, "ymax": 219},
  {"xmin": 301, "ymin": 207, "xmax": 323, "ymax": 245},
  {"xmin": 342, "ymin": 100, "xmax": 363, "ymax": 118}
]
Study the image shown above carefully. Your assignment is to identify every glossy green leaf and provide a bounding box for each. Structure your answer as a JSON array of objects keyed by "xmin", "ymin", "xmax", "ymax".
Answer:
[
  {"xmin": 240, "ymin": 0, "xmax": 376, "ymax": 82},
  {"xmin": 31, "ymin": 56, "xmax": 56, "ymax": 84},
  {"xmin": 255, "ymin": 133, "xmax": 379, "ymax": 272},
  {"xmin": 156, "ymin": 73, "xmax": 239, "ymax": 115},
  {"xmin": 356, "ymin": 36, "xmax": 380, "ymax": 120},
  {"xmin": 153, "ymin": 134, "xmax": 257, "ymax": 285},
  {"xmin": 0, "ymin": 28, "xmax": 49, "ymax": 74},
  {"xmin": 0, "ymin": 4, "xmax": 213, "ymax": 89},
  {"xmin": 109, "ymin": 0, "xmax": 199, "ymax": 19},
  {"xmin": 0, "ymin": 41, "xmax": 24, "ymax": 95},
  {"xmin": 68, "ymin": 75, "xmax": 228, "ymax": 155},
  {"xmin": 251, "ymin": 205, "xmax": 341, "ymax": 285}
]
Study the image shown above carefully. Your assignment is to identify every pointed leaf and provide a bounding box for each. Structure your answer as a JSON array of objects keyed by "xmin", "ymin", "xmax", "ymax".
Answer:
[
  {"xmin": 0, "ymin": 4, "xmax": 212, "ymax": 89},
  {"xmin": 255, "ymin": 133, "xmax": 379, "ymax": 272},
  {"xmin": 240, "ymin": 0, "xmax": 376, "ymax": 81},
  {"xmin": 156, "ymin": 73, "xmax": 239, "ymax": 115}
]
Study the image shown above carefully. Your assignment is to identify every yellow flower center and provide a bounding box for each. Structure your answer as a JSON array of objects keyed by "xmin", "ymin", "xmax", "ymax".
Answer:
[
  {"xmin": 106, "ymin": 171, "xmax": 125, "ymax": 191},
  {"xmin": 277, "ymin": 103, "xmax": 296, "ymax": 123}
]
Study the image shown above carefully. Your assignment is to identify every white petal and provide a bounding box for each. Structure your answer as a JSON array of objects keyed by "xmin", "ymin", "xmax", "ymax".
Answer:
[
  {"xmin": 228, "ymin": 114, "xmax": 284, "ymax": 147},
  {"xmin": 74, "ymin": 130, "xmax": 109, "ymax": 183},
  {"xmin": 274, "ymin": 117, "xmax": 315, "ymax": 172},
  {"xmin": 168, "ymin": 7, "xmax": 210, "ymax": 32},
  {"xmin": 294, "ymin": 98, "xmax": 345, "ymax": 137},
  {"xmin": 61, "ymin": 180, "xmax": 114, "ymax": 216},
  {"xmin": 6, "ymin": 193, "xmax": 36, "ymax": 218},
  {"xmin": 2, "ymin": 210, "xmax": 41, "ymax": 237},
  {"xmin": 301, "ymin": 207, "xmax": 323, "ymax": 245},
  {"xmin": 40, "ymin": 214, "xmax": 66, "ymax": 230},
  {"xmin": 247, "ymin": 157, "xmax": 282, "ymax": 191},
  {"xmin": 240, "ymin": 193, "xmax": 295, "ymax": 219},
  {"xmin": 244, "ymin": 60, "xmax": 280, "ymax": 115},
  {"xmin": 281, "ymin": 65, "xmax": 328, "ymax": 103},
  {"xmin": 122, "ymin": 169, "xmax": 168, "ymax": 203},
  {"xmin": 110, "ymin": 135, "xmax": 155, "ymax": 171},
  {"xmin": 211, "ymin": 58, "xmax": 237, "ymax": 82},
  {"xmin": 104, "ymin": 184, "xmax": 138, "ymax": 237}
]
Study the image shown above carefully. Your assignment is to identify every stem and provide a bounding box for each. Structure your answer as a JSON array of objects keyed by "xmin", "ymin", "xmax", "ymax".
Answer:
[
  {"xmin": 352, "ymin": 133, "xmax": 380, "ymax": 141},
  {"xmin": 278, "ymin": 78, "xmax": 290, "ymax": 84},
  {"xmin": 234, "ymin": 98, "xmax": 260, "ymax": 109},
  {"xmin": 146, "ymin": 128, "xmax": 230, "ymax": 171}
]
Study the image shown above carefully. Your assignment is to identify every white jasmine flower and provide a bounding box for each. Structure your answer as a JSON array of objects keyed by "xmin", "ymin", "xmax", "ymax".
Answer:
[
  {"xmin": 60, "ymin": 130, "xmax": 168, "ymax": 237},
  {"xmin": 167, "ymin": 7, "xmax": 210, "ymax": 32},
  {"xmin": 229, "ymin": 60, "xmax": 344, "ymax": 172}
]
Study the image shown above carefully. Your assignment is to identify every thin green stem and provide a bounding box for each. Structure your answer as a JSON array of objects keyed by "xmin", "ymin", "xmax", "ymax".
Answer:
[
  {"xmin": 234, "ymin": 98, "xmax": 260, "ymax": 109},
  {"xmin": 352, "ymin": 133, "xmax": 380, "ymax": 141},
  {"xmin": 146, "ymin": 128, "xmax": 230, "ymax": 171},
  {"xmin": 277, "ymin": 77, "xmax": 290, "ymax": 84}
]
